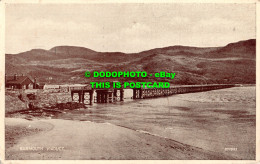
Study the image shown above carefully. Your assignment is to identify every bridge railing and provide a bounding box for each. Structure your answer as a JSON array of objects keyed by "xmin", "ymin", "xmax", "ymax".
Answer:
[{"xmin": 133, "ymin": 84, "xmax": 236, "ymax": 99}]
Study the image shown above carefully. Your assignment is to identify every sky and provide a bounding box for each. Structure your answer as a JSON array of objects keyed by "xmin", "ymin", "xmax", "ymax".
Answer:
[{"xmin": 5, "ymin": 3, "xmax": 256, "ymax": 54}]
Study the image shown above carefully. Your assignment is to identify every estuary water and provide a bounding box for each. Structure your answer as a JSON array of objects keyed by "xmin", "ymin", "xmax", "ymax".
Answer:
[{"xmin": 53, "ymin": 86, "xmax": 256, "ymax": 159}]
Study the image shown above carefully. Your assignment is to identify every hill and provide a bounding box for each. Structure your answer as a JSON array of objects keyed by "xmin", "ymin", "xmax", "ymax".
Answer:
[{"xmin": 5, "ymin": 39, "xmax": 256, "ymax": 85}]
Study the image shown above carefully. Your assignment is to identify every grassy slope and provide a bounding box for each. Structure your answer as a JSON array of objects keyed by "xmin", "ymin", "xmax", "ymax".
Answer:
[{"xmin": 5, "ymin": 39, "xmax": 255, "ymax": 85}]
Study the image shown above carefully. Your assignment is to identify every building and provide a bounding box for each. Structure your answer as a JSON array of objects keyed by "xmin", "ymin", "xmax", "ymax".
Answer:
[
  {"xmin": 35, "ymin": 82, "xmax": 45, "ymax": 89},
  {"xmin": 43, "ymin": 84, "xmax": 60, "ymax": 90},
  {"xmin": 5, "ymin": 74, "xmax": 36, "ymax": 89}
]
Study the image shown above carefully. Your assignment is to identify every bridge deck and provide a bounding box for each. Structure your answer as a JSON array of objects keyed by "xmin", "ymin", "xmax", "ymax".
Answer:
[{"xmin": 69, "ymin": 84, "xmax": 236, "ymax": 103}]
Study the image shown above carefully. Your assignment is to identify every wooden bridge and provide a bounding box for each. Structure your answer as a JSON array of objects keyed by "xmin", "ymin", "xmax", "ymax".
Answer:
[
  {"xmin": 70, "ymin": 85, "xmax": 124, "ymax": 105},
  {"xmin": 132, "ymin": 84, "xmax": 235, "ymax": 99},
  {"xmin": 70, "ymin": 84, "xmax": 235, "ymax": 104}
]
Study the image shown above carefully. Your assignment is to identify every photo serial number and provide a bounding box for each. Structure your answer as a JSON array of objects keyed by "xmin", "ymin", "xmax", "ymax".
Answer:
[{"xmin": 224, "ymin": 148, "xmax": 237, "ymax": 151}]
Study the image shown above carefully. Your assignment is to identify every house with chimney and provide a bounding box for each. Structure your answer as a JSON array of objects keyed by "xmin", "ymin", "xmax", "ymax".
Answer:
[{"xmin": 5, "ymin": 74, "xmax": 39, "ymax": 89}]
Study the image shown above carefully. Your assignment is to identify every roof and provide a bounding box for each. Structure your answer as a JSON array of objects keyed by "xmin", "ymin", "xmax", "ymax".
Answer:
[
  {"xmin": 36, "ymin": 82, "xmax": 45, "ymax": 86},
  {"xmin": 6, "ymin": 75, "xmax": 33, "ymax": 85}
]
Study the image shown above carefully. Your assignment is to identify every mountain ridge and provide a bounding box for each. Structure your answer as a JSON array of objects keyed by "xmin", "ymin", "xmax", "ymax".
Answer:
[{"xmin": 6, "ymin": 39, "xmax": 256, "ymax": 85}]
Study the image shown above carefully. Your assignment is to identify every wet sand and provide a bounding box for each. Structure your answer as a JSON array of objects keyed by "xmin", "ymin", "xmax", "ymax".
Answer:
[
  {"xmin": 5, "ymin": 86, "xmax": 256, "ymax": 160},
  {"xmin": 49, "ymin": 87, "xmax": 255, "ymax": 159},
  {"xmin": 5, "ymin": 118, "xmax": 234, "ymax": 160}
]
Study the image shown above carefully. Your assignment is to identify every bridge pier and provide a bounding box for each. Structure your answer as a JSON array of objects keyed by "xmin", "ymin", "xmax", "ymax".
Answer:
[
  {"xmin": 133, "ymin": 88, "xmax": 142, "ymax": 99},
  {"xmin": 89, "ymin": 90, "xmax": 94, "ymax": 105},
  {"xmin": 112, "ymin": 89, "xmax": 124, "ymax": 102},
  {"xmin": 120, "ymin": 89, "xmax": 124, "ymax": 101},
  {"xmin": 71, "ymin": 89, "xmax": 94, "ymax": 105},
  {"xmin": 133, "ymin": 89, "xmax": 136, "ymax": 99},
  {"xmin": 96, "ymin": 89, "xmax": 116, "ymax": 103}
]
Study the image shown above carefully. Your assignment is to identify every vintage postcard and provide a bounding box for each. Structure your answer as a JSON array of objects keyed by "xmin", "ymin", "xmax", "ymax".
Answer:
[{"xmin": 0, "ymin": 0, "xmax": 259, "ymax": 163}]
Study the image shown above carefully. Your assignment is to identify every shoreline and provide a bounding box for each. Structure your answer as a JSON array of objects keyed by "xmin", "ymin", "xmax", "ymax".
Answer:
[
  {"xmin": 5, "ymin": 87, "xmax": 255, "ymax": 160},
  {"xmin": 5, "ymin": 117, "xmax": 235, "ymax": 160}
]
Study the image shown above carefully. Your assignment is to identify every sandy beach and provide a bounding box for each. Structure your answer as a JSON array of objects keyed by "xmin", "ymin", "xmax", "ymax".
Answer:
[
  {"xmin": 5, "ymin": 117, "xmax": 234, "ymax": 160},
  {"xmin": 5, "ymin": 87, "xmax": 255, "ymax": 160}
]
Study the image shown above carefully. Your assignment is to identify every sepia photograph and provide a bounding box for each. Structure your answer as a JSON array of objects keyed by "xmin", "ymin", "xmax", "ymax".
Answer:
[{"xmin": 2, "ymin": 1, "xmax": 258, "ymax": 162}]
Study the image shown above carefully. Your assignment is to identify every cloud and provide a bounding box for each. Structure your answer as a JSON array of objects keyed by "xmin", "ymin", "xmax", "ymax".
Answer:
[
  {"xmin": 192, "ymin": 17, "xmax": 253, "ymax": 34},
  {"xmin": 5, "ymin": 4, "xmax": 255, "ymax": 54},
  {"xmin": 119, "ymin": 22, "xmax": 152, "ymax": 38},
  {"xmin": 6, "ymin": 18, "xmax": 100, "ymax": 52},
  {"xmin": 170, "ymin": 17, "xmax": 190, "ymax": 25}
]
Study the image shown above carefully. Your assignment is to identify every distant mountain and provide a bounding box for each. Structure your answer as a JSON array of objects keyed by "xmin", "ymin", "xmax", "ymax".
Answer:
[{"xmin": 5, "ymin": 39, "xmax": 256, "ymax": 85}]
